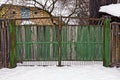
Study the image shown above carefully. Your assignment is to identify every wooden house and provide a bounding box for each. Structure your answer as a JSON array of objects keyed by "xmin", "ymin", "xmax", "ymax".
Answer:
[
  {"xmin": 0, "ymin": 4, "xmax": 58, "ymax": 25},
  {"xmin": 99, "ymin": 4, "xmax": 120, "ymax": 67}
]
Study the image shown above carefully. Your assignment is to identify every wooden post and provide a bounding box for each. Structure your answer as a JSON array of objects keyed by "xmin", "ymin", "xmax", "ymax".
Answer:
[
  {"xmin": 103, "ymin": 18, "xmax": 110, "ymax": 67},
  {"xmin": 9, "ymin": 20, "xmax": 16, "ymax": 68}
]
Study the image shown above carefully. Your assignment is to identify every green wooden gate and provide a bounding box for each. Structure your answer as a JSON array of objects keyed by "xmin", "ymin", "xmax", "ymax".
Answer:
[
  {"xmin": 61, "ymin": 25, "xmax": 103, "ymax": 61},
  {"xmin": 0, "ymin": 18, "xmax": 111, "ymax": 68},
  {"xmin": 12, "ymin": 17, "xmax": 111, "ymax": 67},
  {"xmin": 16, "ymin": 26, "xmax": 58, "ymax": 61},
  {"xmin": 15, "ymin": 25, "xmax": 104, "ymax": 62}
]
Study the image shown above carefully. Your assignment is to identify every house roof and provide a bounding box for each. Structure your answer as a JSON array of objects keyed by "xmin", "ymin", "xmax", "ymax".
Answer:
[
  {"xmin": 99, "ymin": 4, "xmax": 120, "ymax": 17},
  {"xmin": 0, "ymin": 3, "xmax": 53, "ymax": 17},
  {"xmin": 0, "ymin": 0, "xmax": 75, "ymax": 17},
  {"xmin": 0, "ymin": 4, "xmax": 59, "ymax": 26},
  {"xmin": 0, "ymin": 4, "xmax": 42, "ymax": 10}
]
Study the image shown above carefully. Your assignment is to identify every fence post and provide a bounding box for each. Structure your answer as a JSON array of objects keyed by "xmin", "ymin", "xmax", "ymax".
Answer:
[
  {"xmin": 9, "ymin": 20, "xmax": 16, "ymax": 68},
  {"xmin": 103, "ymin": 18, "xmax": 110, "ymax": 67}
]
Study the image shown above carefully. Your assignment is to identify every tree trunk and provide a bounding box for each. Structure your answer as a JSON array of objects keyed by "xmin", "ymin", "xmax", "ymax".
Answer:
[
  {"xmin": 89, "ymin": 0, "xmax": 100, "ymax": 18},
  {"xmin": 100, "ymin": 0, "xmax": 117, "ymax": 5}
]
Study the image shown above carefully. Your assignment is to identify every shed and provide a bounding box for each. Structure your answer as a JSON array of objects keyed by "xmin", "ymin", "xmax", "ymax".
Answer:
[
  {"xmin": 0, "ymin": 4, "xmax": 59, "ymax": 25},
  {"xmin": 99, "ymin": 4, "xmax": 120, "ymax": 67}
]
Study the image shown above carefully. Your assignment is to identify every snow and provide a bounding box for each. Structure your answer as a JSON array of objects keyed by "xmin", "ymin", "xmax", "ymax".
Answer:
[
  {"xmin": 17, "ymin": 61, "xmax": 102, "ymax": 66},
  {"xmin": 99, "ymin": 4, "xmax": 120, "ymax": 17},
  {"xmin": 0, "ymin": 0, "xmax": 7, "ymax": 6},
  {"xmin": 20, "ymin": 20, "xmax": 35, "ymax": 25},
  {"xmin": 0, "ymin": 64, "xmax": 120, "ymax": 80}
]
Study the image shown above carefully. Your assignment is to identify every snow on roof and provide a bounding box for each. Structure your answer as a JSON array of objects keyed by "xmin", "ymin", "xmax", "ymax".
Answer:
[
  {"xmin": 20, "ymin": 20, "xmax": 35, "ymax": 25},
  {"xmin": 0, "ymin": 0, "xmax": 34, "ymax": 7},
  {"xmin": 99, "ymin": 4, "xmax": 120, "ymax": 17}
]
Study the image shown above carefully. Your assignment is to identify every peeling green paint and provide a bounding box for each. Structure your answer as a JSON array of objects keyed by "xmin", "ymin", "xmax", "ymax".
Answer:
[{"xmin": 9, "ymin": 20, "xmax": 16, "ymax": 68}]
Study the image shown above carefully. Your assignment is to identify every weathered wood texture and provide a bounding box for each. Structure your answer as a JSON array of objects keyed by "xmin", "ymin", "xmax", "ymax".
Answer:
[
  {"xmin": 0, "ymin": 4, "xmax": 58, "ymax": 25},
  {"xmin": 110, "ymin": 22, "xmax": 120, "ymax": 67},
  {"xmin": 0, "ymin": 20, "xmax": 10, "ymax": 68}
]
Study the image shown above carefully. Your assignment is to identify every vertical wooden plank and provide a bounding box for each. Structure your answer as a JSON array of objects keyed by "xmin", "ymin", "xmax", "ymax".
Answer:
[
  {"xmin": 71, "ymin": 26, "xmax": 77, "ymax": 60},
  {"xmin": 3, "ymin": 21, "xmax": 7, "ymax": 67},
  {"xmin": 110, "ymin": 24, "xmax": 116, "ymax": 65},
  {"xmin": 116, "ymin": 25, "xmax": 120, "ymax": 64},
  {"xmin": 9, "ymin": 20, "xmax": 16, "ymax": 68},
  {"xmin": 21, "ymin": 25, "xmax": 26, "ymax": 61},
  {"xmin": 67, "ymin": 26, "xmax": 71, "ymax": 60},
  {"xmin": 118, "ymin": 26, "xmax": 120, "ymax": 63},
  {"xmin": 1, "ymin": 21, "xmax": 6, "ymax": 67},
  {"xmin": 103, "ymin": 18, "xmax": 110, "ymax": 67},
  {"xmin": 6, "ymin": 21, "xmax": 10, "ymax": 68},
  {"xmin": 31, "ymin": 26, "xmax": 37, "ymax": 60},
  {"xmin": 50, "ymin": 27, "xmax": 53, "ymax": 60},
  {"xmin": 0, "ymin": 20, "xmax": 2, "ymax": 68}
]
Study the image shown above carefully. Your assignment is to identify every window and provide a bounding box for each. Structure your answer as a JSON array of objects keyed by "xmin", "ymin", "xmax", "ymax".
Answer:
[{"xmin": 21, "ymin": 7, "xmax": 30, "ymax": 18}]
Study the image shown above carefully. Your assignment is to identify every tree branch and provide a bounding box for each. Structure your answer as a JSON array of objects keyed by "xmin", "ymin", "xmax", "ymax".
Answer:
[{"xmin": 32, "ymin": 0, "xmax": 44, "ymax": 9}]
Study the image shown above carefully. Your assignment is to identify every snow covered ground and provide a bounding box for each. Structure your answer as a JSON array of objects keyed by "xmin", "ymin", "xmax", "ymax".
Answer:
[{"xmin": 0, "ymin": 63, "xmax": 120, "ymax": 80}]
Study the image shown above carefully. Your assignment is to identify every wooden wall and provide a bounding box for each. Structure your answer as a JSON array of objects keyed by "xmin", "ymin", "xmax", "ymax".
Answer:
[
  {"xmin": 110, "ymin": 23, "xmax": 120, "ymax": 66},
  {"xmin": 0, "ymin": 4, "xmax": 57, "ymax": 25}
]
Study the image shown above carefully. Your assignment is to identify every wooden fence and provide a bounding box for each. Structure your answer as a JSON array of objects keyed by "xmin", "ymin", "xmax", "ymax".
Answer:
[{"xmin": 0, "ymin": 17, "xmax": 112, "ymax": 68}]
